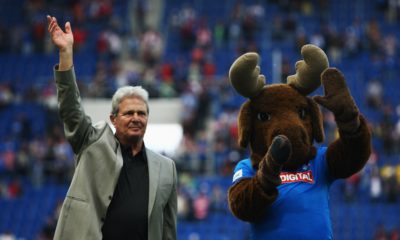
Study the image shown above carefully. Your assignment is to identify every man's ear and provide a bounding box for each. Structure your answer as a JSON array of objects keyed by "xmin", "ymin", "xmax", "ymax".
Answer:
[
  {"xmin": 109, "ymin": 114, "xmax": 116, "ymax": 126},
  {"xmin": 238, "ymin": 101, "xmax": 252, "ymax": 148},
  {"xmin": 308, "ymin": 98, "xmax": 325, "ymax": 143}
]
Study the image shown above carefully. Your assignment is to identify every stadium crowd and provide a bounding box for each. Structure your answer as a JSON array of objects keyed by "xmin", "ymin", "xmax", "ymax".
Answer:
[{"xmin": 0, "ymin": 0, "xmax": 400, "ymax": 239}]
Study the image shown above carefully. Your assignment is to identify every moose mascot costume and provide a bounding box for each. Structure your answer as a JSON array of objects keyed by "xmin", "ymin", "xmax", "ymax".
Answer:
[{"xmin": 227, "ymin": 44, "xmax": 371, "ymax": 239}]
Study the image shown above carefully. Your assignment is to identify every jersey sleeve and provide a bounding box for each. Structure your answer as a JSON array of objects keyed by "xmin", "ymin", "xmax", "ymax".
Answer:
[
  {"xmin": 314, "ymin": 146, "xmax": 336, "ymax": 185},
  {"xmin": 232, "ymin": 159, "xmax": 255, "ymax": 184}
]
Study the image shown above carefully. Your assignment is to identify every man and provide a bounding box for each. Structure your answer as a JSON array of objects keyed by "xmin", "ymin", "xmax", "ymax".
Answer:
[{"xmin": 47, "ymin": 15, "xmax": 177, "ymax": 240}]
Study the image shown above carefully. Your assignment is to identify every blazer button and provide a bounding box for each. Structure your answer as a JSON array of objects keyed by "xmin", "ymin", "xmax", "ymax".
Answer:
[
  {"xmin": 101, "ymin": 217, "xmax": 105, "ymax": 222},
  {"xmin": 108, "ymin": 195, "xmax": 112, "ymax": 200}
]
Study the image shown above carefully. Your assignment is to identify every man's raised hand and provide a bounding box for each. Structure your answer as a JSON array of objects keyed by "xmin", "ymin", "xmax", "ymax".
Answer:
[
  {"xmin": 47, "ymin": 15, "xmax": 74, "ymax": 53},
  {"xmin": 47, "ymin": 15, "xmax": 74, "ymax": 70}
]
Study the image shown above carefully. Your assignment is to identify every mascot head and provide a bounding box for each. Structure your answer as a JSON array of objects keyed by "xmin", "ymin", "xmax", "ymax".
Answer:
[{"xmin": 229, "ymin": 44, "xmax": 329, "ymax": 170}]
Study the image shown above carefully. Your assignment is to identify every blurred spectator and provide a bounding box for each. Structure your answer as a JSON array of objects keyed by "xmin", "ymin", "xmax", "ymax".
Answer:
[
  {"xmin": 160, "ymin": 62, "xmax": 175, "ymax": 83},
  {"xmin": 139, "ymin": 28, "xmax": 164, "ymax": 67},
  {"xmin": 374, "ymin": 223, "xmax": 389, "ymax": 240},
  {"xmin": 271, "ymin": 15, "xmax": 285, "ymax": 41},
  {"xmin": 322, "ymin": 110, "xmax": 338, "ymax": 144},
  {"xmin": 381, "ymin": 164, "xmax": 398, "ymax": 202},
  {"xmin": 51, "ymin": 135, "xmax": 74, "ymax": 183},
  {"xmin": 202, "ymin": 57, "xmax": 216, "ymax": 80},
  {"xmin": 29, "ymin": 136, "xmax": 48, "ymax": 187},
  {"xmin": 0, "ymin": 83, "xmax": 14, "ymax": 108},
  {"xmin": 365, "ymin": 19, "xmax": 383, "ymax": 57},
  {"xmin": 71, "ymin": 25, "xmax": 88, "ymax": 51},
  {"xmin": 366, "ymin": 79, "xmax": 384, "ymax": 109},
  {"xmin": 280, "ymin": 57, "xmax": 292, "ymax": 83},
  {"xmin": 394, "ymin": 105, "xmax": 400, "ymax": 154},
  {"xmin": 213, "ymin": 20, "xmax": 226, "ymax": 49},
  {"xmin": 32, "ymin": 19, "xmax": 46, "ymax": 52},
  {"xmin": 344, "ymin": 19, "xmax": 362, "ymax": 57},
  {"xmin": 375, "ymin": 105, "xmax": 397, "ymax": 155},
  {"xmin": 37, "ymin": 217, "xmax": 56, "ymax": 240},
  {"xmin": 382, "ymin": 33, "xmax": 397, "ymax": 59},
  {"xmin": 97, "ymin": 28, "xmax": 123, "ymax": 59},
  {"xmin": 370, "ymin": 165, "xmax": 383, "ymax": 202},
  {"xmin": 14, "ymin": 143, "xmax": 30, "ymax": 176},
  {"xmin": 174, "ymin": 133, "xmax": 198, "ymax": 172},
  {"xmin": 196, "ymin": 20, "xmax": 212, "ymax": 51},
  {"xmin": 172, "ymin": 4, "xmax": 197, "ymax": 51},
  {"xmin": 396, "ymin": 163, "xmax": 400, "ymax": 187},
  {"xmin": 343, "ymin": 172, "xmax": 361, "ymax": 202},
  {"xmin": 38, "ymin": 199, "xmax": 63, "ymax": 240},
  {"xmin": 192, "ymin": 189, "xmax": 210, "ymax": 221},
  {"xmin": 0, "ymin": 231, "xmax": 16, "ymax": 240},
  {"xmin": 209, "ymin": 184, "xmax": 226, "ymax": 213},
  {"xmin": 0, "ymin": 180, "xmax": 6, "ymax": 197},
  {"xmin": 87, "ymin": 60, "xmax": 115, "ymax": 98},
  {"xmin": 88, "ymin": 0, "xmax": 113, "ymax": 21},
  {"xmin": 180, "ymin": 87, "xmax": 198, "ymax": 136},
  {"xmin": 390, "ymin": 228, "xmax": 400, "ymax": 240},
  {"xmin": 177, "ymin": 187, "xmax": 192, "ymax": 220},
  {"xmin": 7, "ymin": 177, "xmax": 22, "ymax": 198},
  {"xmin": 1, "ymin": 147, "xmax": 16, "ymax": 175}
]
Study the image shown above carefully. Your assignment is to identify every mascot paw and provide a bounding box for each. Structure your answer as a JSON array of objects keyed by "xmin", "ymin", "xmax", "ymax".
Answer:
[
  {"xmin": 257, "ymin": 135, "xmax": 292, "ymax": 189},
  {"xmin": 270, "ymin": 135, "xmax": 292, "ymax": 165}
]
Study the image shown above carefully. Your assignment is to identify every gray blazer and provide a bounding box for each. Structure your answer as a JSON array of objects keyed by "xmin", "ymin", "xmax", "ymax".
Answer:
[{"xmin": 53, "ymin": 67, "xmax": 177, "ymax": 240}]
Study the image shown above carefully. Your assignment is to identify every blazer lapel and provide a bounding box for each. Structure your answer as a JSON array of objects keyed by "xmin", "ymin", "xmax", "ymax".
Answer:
[{"xmin": 146, "ymin": 149, "xmax": 160, "ymax": 218}]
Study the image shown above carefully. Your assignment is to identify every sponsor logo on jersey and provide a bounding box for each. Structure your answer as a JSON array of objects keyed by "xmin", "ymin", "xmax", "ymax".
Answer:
[{"xmin": 280, "ymin": 170, "xmax": 314, "ymax": 184}]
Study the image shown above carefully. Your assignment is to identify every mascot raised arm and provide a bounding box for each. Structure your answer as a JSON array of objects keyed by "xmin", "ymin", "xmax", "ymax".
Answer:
[{"xmin": 227, "ymin": 44, "xmax": 371, "ymax": 239}]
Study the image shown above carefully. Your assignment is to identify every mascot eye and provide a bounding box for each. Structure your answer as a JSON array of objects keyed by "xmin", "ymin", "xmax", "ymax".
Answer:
[
  {"xmin": 257, "ymin": 112, "xmax": 271, "ymax": 121},
  {"xmin": 299, "ymin": 108, "xmax": 307, "ymax": 119}
]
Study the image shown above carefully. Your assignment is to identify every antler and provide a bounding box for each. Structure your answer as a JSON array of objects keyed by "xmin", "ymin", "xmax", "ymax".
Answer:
[
  {"xmin": 287, "ymin": 44, "xmax": 329, "ymax": 95},
  {"xmin": 228, "ymin": 52, "xmax": 266, "ymax": 98}
]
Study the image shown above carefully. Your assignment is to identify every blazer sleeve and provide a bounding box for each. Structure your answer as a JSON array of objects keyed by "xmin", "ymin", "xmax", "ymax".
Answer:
[
  {"xmin": 54, "ymin": 66, "xmax": 93, "ymax": 156},
  {"xmin": 163, "ymin": 160, "xmax": 177, "ymax": 240}
]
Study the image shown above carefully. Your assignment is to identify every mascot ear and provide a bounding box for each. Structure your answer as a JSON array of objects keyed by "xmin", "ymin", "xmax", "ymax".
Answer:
[
  {"xmin": 238, "ymin": 101, "xmax": 252, "ymax": 148},
  {"xmin": 308, "ymin": 98, "xmax": 325, "ymax": 143}
]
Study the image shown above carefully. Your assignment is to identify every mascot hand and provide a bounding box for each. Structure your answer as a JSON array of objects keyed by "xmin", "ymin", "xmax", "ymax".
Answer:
[
  {"xmin": 256, "ymin": 135, "xmax": 292, "ymax": 191},
  {"xmin": 313, "ymin": 68, "xmax": 360, "ymax": 134}
]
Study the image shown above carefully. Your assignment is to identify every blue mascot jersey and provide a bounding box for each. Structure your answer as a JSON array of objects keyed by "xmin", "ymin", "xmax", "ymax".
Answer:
[{"xmin": 231, "ymin": 147, "xmax": 336, "ymax": 240}]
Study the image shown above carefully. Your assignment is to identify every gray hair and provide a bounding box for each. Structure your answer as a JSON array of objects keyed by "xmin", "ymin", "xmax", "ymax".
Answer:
[{"xmin": 111, "ymin": 86, "xmax": 149, "ymax": 116}]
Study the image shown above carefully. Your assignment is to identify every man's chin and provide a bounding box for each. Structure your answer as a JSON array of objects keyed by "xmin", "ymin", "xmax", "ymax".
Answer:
[
  {"xmin": 131, "ymin": 130, "xmax": 147, "ymax": 138},
  {"xmin": 126, "ymin": 128, "xmax": 146, "ymax": 139},
  {"xmin": 128, "ymin": 133, "xmax": 142, "ymax": 139}
]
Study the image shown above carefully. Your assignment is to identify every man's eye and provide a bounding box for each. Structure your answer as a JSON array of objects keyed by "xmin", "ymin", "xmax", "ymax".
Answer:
[
  {"xmin": 299, "ymin": 108, "xmax": 307, "ymax": 119},
  {"xmin": 122, "ymin": 112, "xmax": 134, "ymax": 117},
  {"xmin": 257, "ymin": 112, "xmax": 271, "ymax": 121}
]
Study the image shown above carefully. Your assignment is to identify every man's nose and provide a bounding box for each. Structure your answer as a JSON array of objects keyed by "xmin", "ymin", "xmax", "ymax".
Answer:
[{"xmin": 130, "ymin": 113, "xmax": 142, "ymax": 120}]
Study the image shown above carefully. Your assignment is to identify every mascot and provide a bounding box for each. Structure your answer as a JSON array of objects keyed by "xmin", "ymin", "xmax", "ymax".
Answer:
[{"xmin": 227, "ymin": 44, "xmax": 371, "ymax": 239}]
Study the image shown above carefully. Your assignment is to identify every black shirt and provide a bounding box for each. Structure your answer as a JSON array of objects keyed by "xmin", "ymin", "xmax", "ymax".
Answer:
[{"xmin": 101, "ymin": 144, "xmax": 149, "ymax": 240}]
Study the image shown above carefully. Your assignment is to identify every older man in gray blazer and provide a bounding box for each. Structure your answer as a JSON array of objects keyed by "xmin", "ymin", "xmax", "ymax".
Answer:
[{"xmin": 47, "ymin": 15, "xmax": 177, "ymax": 240}]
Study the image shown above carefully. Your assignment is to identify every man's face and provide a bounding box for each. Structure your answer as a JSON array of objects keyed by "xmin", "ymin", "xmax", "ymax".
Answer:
[{"xmin": 110, "ymin": 96, "xmax": 148, "ymax": 145}]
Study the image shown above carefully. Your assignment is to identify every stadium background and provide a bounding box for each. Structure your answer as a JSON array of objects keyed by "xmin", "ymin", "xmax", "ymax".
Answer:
[{"xmin": 0, "ymin": 0, "xmax": 399, "ymax": 239}]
